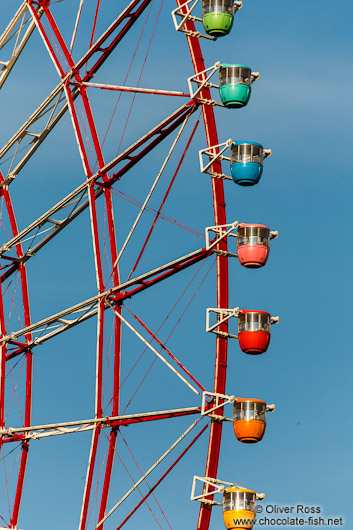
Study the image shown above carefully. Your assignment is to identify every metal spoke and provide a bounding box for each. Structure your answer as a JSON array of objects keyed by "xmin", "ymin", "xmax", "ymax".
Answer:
[
  {"xmin": 81, "ymin": 81, "xmax": 189, "ymax": 98},
  {"xmin": 108, "ymin": 304, "xmax": 201, "ymax": 396},
  {"xmin": 0, "ymin": 407, "xmax": 200, "ymax": 442},
  {"xmin": 3, "ymin": 247, "xmax": 211, "ymax": 356}
]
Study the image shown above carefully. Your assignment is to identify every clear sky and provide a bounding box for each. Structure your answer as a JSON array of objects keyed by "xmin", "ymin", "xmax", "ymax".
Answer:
[{"xmin": 0, "ymin": 1, "xmax": 352, "ymax": 530}]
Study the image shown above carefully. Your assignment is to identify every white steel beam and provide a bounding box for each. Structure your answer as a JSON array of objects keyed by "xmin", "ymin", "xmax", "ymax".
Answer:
[
  {"xmin": 81, "ymin": 81, "xmax": 188, "ymax": 98},
  {"xmin": 0, "ymin": 406, "xmax": 200, "ymax": 441},
  {"xmin": 108, "ymin": 303, "xmax": 200, "ymax": 395},
  {"xmin": 0, "ymin": 3, "xmax": 43, "ymax": 89}
]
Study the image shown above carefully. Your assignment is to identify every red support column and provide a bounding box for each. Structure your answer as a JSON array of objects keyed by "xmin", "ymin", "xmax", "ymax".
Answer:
[
  {"xmin": 0, "ymin": 171, "xmax": 33, "ymax": 527},
  {"xmin": 175, "ymin": 4, "xmax": 229, "ymax": 529}
]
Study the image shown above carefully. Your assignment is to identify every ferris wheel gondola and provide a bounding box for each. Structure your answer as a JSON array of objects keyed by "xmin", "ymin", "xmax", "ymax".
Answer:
[
  {"xmin": 231, "ymin": 142, "xmax": 271, "ymax": 185},
  {"xmin": 219, "ymin": 64, "xmax": 260, "ymax": 108},
  {"xmin": 237, "ymin": 223, "xmax": 278, "ymax": 268},
  {"xmin": 202, "ymin": 0, "xmax": 243, "ymax": 36},
  {"xmin": 233, "ymin": 398, "xmax": 275, "ymax": 443},
  {"xmin": 223, "ymin": 487, "xmax": 257, "ymax": 529}
]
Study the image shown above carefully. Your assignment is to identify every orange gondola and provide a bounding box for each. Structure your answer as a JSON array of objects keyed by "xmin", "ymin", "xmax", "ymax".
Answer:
[{"xmin": 233, "ymin": 398, "xmax": 267, "ymax": 443}]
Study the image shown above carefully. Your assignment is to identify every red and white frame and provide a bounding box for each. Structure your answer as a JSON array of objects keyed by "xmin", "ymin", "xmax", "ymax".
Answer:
[{"xmin": 0, "ymin": 1, "xmax": 230, "ymax": 529}]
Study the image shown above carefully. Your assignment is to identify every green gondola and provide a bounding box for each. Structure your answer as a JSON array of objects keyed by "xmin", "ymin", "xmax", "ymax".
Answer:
[{"xmin": 202, "ymin": 0, "xmax": 238, "ymax": 37}]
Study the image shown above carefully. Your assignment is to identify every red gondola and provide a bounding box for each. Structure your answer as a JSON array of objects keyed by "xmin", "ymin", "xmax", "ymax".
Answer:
[{"xmin": 238, "ymin": 310, "xmax": 271, "ymax": 354}]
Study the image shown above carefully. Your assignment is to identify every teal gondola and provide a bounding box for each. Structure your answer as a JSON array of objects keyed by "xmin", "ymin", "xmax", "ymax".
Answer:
[{"xmin": 219, "ymin": 64, "xmax": 258, "ymax": 108}]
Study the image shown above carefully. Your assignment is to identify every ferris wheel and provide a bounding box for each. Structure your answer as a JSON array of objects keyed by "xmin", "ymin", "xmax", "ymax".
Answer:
[{"xmin": 0, "ymin": 2, "xmax": 278, "ymax": 529}]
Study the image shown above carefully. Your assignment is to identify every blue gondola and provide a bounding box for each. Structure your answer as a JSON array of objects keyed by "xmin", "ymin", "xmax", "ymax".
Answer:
[{"xmin": 230, "ymin": 142, "xmax": 270, "ymax": 186}]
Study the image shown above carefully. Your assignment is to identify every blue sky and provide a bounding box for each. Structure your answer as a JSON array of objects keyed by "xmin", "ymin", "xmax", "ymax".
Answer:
[{"xmin": 0, "ymin": 1, "xmax": 353, "ymax": 529}]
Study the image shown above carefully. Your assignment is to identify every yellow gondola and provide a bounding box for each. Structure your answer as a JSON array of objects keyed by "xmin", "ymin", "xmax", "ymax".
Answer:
[{"xmin": 223, "ymin": 487, "xmax": 257, "ymax": 530}]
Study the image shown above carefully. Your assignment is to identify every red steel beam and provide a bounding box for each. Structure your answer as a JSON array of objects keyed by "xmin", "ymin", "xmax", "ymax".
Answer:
[
  {"xmin": 0, "ymin": 171, "xmax": 33, "ymax": 528},
  {"xmin": 98, "ymin": 102, "xmax": 197, "ymax": 186},
  {"xmin": 111, "ymin": 408, "xmax": 201, "ymax": 427},
  {"xmin": 175, "ymin": 3, "xmax": 229, "ymax": 529},
  {"xmin": 29, "ymin": 0, "xmax": 153, "ymax": 83}
]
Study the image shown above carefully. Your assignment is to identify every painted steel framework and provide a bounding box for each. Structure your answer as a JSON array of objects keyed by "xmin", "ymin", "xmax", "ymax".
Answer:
[{"xmin": 0, "ymin": 1, "xmax": 230, "ymax": 529}]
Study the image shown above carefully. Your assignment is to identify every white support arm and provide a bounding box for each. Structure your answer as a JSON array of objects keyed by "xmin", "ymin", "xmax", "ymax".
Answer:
[
  {"xmin": 188, "ymin": 61, "xmax": 221, "ymax": 100},
  {"xmin": 171, "ymin": 0, "xmax": 202, "ymax": 32},
  {"xmin": 206, "ymin": 307, "xmax": 240, "ymax": 339},
  {"xmin": 199, "ymin": 138, "xmax": 233, "ymax": 175},
  {"xmin": 191, "ymin": 475, "xmax": 265, "ymax": 504},
  {"xmin": 172, "ymin": 0, "xmax": 202, "ymax": 27},
  {"xmin": 201, "ymin": 391, "xmax": 236, "ymax": 417},
  {"xmin": 191, "ymin": 476, "xmax": 230, "ymax": 504},
  {"xmin": 205, "ymin": 221, "xmax": 239, "ymax": 250}
]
